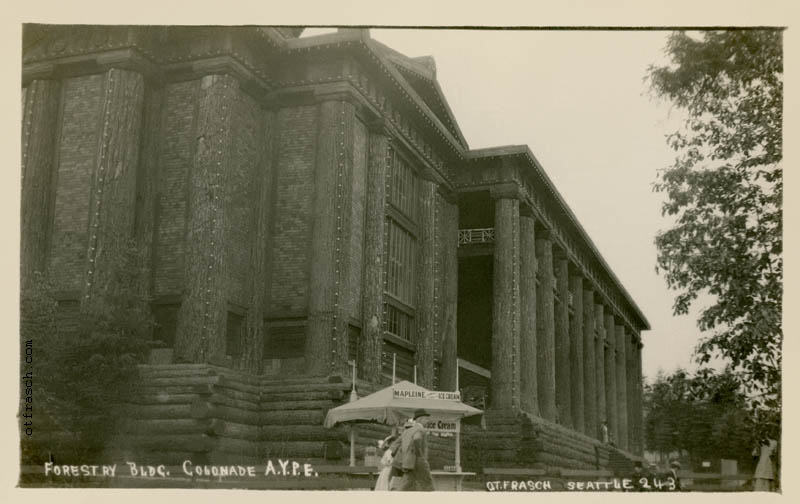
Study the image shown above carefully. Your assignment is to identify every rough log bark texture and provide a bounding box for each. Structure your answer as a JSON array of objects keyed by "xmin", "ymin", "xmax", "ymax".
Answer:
[
  {"xmin": 415, "ymin": 179, "xmax": 437, "ymax": 388},
  {"xmin": 634, "ymin": 339, "xmax": 644, "ymax": 455},
  {"xmin": 306, "ymin": 100, "xmax": 355, "ymax": 377},
  {"xmin": 360, "ymin": 128, "xmax": 389, "ymax": 383},
  {"xmin": 83, "ymin": 68, "xmax": 146, "ymax": 313},
  {"xmin": 569, "ymin": 274, "xmax": 584, "ymax": 434},
  {"xmin": 535, "ymin": 233, "xmax": 555, "ymax": 421},
  {"xmin": 615, "ymin": 323, "xmax": 628, "ymax": 452},
  {"xmin": 554, "ymin": 257, "xmax": 571, "ymax": 426},
  {"xmin": 519, "ymin": 213, "xmax": 538, "ymax": 415},
  {"xmin": 594, "ymin": 303, "xmax": 606, "ymax": 438},
  {"xmin": 604, "ymin": 312, "xmax": 617, "ymax": 445},
  {"xmin": 626, "ymin": 331, "xmax": 637, "ymax": 453},
  {"xmin": 440, "ymin": 196, "xmax": 459, "ymax": 391},
  {"xmin": 492, "ymin": 197, "xmax": 520, "ymax": 409},
  {"xmin": 237, "ymin": 110, "xmax": 274, "ymax": 373},
  {"xmin": 582, "ymin": 288, "xmax": 597, "ymax": 438},
  {"xmin": 134, "ymin": 82, "xmax": 164, "ymax": 310},
  {"xmin": 174, "ymin": 74, "xmax": 236, "ymax": 363},
  {"xmin": 21, "ymin": 79, "xmax": 61, "ymax": 289}
]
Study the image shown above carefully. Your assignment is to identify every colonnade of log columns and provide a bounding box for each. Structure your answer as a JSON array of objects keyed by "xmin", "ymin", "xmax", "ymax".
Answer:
[
  {"xmin": 486, "ymin": 201, "xmax": 641, "ymax": 452},
  {"xmin": 462, "ymin": 183, "xmax": 647, "ymax": 455},
  {"xmin": 491, "ymin": 188, "xmax": 521, "ymax": 410},
  {"xmin": 465, "ymin": 188, "xmax": 651, "ymax": 454}
]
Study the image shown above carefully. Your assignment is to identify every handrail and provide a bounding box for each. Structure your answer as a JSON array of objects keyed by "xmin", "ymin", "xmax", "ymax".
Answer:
[{"xmin": 458, "ymin": 228, "xmax": 495, "ymax": 246}]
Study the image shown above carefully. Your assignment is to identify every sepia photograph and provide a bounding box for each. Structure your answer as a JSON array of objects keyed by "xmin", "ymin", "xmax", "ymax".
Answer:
[{"xmin": 13, "ymin": 7, "xmax": 787, "ymax": 497}]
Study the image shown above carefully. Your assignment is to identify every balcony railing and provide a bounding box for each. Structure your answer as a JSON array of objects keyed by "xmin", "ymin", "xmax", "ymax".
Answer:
[{"xmin": 458, "ymin": 227, "xmax": 495, "ymax": 246}]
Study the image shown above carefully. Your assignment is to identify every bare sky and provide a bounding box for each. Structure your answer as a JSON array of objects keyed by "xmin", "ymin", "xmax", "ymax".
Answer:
[{"xmin": 305, "ymin": 27, "xmax": 705, "ymax": 381}]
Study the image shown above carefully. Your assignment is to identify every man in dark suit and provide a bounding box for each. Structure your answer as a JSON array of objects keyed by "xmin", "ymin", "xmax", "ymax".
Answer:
[{"xmin": 392, "ymin": 409, "xmax": 435, "ymax": 491}]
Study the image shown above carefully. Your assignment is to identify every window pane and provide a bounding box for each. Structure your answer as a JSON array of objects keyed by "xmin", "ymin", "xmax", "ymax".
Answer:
[
  {"xmin": 385, "ymin": 218, "xmax": 416, "ymax": 306},
  {"xmin": 387, "ymin": 150, "xmax": 418, "ymax": 221}
]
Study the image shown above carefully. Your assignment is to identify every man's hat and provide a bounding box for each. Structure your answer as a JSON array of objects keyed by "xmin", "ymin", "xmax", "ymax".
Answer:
[
  {"xmin": 670, "ymin": 460, "xmax": 681, "ymax": 469},
  {"xmin": 413, "ymin": 408, "xmax": 430, "ymax": 419}
]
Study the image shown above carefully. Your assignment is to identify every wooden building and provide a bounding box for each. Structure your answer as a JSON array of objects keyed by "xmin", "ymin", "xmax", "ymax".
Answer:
[{"xmin": 22, "ymin": 25, "xmax": 649, "ymax": 469}]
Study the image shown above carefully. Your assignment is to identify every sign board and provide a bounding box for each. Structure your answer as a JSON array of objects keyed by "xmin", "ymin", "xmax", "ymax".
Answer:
[
  {"xmin": 392, "ymin": 389, "xmax": 461, "ymax": 401},
  {"xmin": 418, "ymin": 416, "xmax": 459, "ymax": 434}
]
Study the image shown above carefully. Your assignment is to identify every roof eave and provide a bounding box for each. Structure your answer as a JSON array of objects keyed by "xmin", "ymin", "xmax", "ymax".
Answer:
[{"xmin": 468, "ymin": 145, "xmax": 651, "ymax": 331}]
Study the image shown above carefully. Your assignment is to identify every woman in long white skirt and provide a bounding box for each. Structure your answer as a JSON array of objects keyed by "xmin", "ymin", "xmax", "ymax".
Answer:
[{"xmin": 374, "ymin": 435, "xmax": 398, "ymax": 491}]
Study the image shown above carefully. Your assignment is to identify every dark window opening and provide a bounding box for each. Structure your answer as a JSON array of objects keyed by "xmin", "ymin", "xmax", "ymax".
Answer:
[
  {"xmin": 152, "ymin": 304, "xmax": 179, "ymax": 348},
  {"xmin": 226, "ymin": 311, "xmax": 244, "ymax": 359},
  {"xmin": 264, "ymin": 325, "xmax": 306, "ymax": 359}
]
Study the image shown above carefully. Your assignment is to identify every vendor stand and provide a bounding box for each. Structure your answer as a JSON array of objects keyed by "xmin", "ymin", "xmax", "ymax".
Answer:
[{"xmin": 323, "ymin": 380, "xmax": 482, "ymax": 490}]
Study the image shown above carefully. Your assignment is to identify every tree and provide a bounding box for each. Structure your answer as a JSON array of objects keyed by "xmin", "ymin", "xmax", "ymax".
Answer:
[
  {"xmin": 647, "ymin": 30, "xmax": 782, "ymax": 441},
  {"xmin": 20, "ymin": 239, "xmax": 153, "ymax": 465},
  {"xmin": 644, "ymin": 367, "xmax": 756, "ymax": 470}
]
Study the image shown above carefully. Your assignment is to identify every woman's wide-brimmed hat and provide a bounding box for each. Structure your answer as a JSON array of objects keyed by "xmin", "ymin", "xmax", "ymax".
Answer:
[{"xmin": 413, "ymin": 408, "xmax": 431, "ymax": 419}]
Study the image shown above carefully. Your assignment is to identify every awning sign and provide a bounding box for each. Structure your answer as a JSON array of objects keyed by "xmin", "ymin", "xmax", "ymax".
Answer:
[
  {"xmin": 419, "ymin": 417, "xmax": 459, "ymax": 434},
  {"xmin": 392, "ymin": 389, "xmax": 461, "ymax": 401}
]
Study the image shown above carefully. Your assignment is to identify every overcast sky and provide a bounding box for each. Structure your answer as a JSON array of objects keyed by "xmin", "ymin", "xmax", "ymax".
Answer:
[{"xmin": 305, "ymin": 28, "xmax": 706, "ymax": 382}]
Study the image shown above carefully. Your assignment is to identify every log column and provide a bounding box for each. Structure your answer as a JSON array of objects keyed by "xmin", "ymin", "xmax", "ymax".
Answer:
[
  {"xmin": 439, "ymin": 193, "xmax": 460, "ymax": 391},
  {"xmin": 415, "ymin": 179, "xmax": 437, "ymax": 388},
  {"xmin": 582, "ymin": 288, "xmax": 597, "ymax": 437},
  {"xmin": 306, "ymin": 99, "xmax": 356, "ymax": 377},
  {"xmin": 604, "ymin": 312, "xmax": 618, "ymax": 445},
  {"xmin": 634, "ymin": 337, "xmax": 644, "ymax": 454},
  {"xmin": 569, "ymin": 272, "xmax": 585, "ymax": 434},
  {"xmin": 519, "ymin": 206, "xmax": 538, "ymax": 415},
  {"xmin": 82, "ymin": 68, "xmax": 146, "ymax": 314},
  {"xmin": 626, "ymin": 330, "xmax": 637, "ymax": 452},
  {"xmin": 536, "ymin": 231, "xmax": 556, "ymax": 421},
  {"xmin": 237, "ymin": 110, "xmax": 275, "ymax": 373},
  {"xmin": 175, "ymin": 74, "xmax": 236, "ymax": 364},
  {"xmin": 554, "ymin": 255, "xmax": 571, "ymax": 426},
  {"xmin": 491, "ymin": 187, "xmax": 521, "ymax": 410},
  {"xmin": 594, "ymin": 302, "xmax": 607, "ymax": 438},
  {"xmin": 615, "ymin": 322, "xmax": 629, "ymax": 452},
  {"xmin": 21, "ymin": 79, "xmax": 61, "ymax": 289},
  {"xmin": 360, "ymin": 123, "xmax": 390, "ymax": 383}
]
